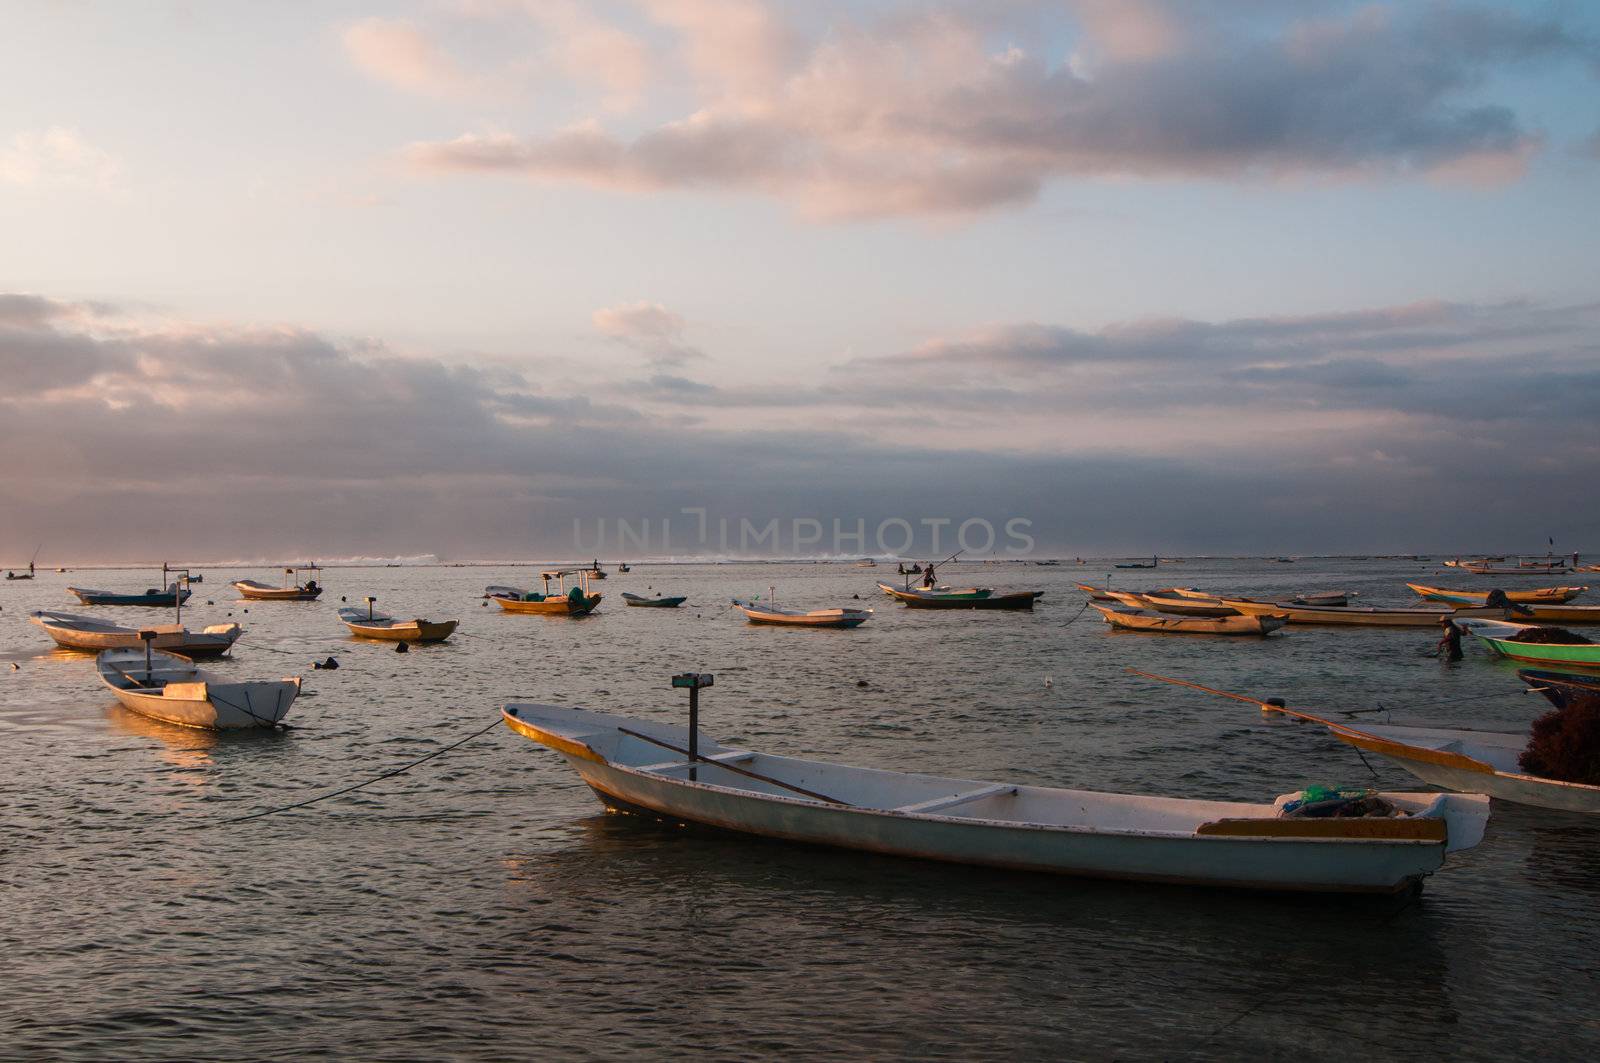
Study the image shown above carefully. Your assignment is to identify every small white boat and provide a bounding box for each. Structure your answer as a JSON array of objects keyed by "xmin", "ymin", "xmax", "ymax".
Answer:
[
  {"xmin": 1092, "ymin": 603, "xmax": 1286, "ymax": 636},
  {"xmin": 1107, "ymin": 590, "xmax": 1237, "ymax": 617},
  {"xmin": 30, "ymin": 609, "xmax": 241, "ymax": 658},
  {"xmin": 501, "ymin": 702, "xmax": 1488, "ymax": 894},
  {"xmin": 338, "ymin": 603, "xmax": 458, "ymax": 642},
  {"xmin": 96, "ymin": 647, "xmax": 300, "ymax": 729},
  {"xmin": 732, "ymin": 599, "xmax": 871, "ymax": 628}
]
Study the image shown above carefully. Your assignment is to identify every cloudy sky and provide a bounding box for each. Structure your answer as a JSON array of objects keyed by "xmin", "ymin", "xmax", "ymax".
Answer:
[{"xmin": 2, "ymin": 0, "xmax": 1598, "ymax": 562}]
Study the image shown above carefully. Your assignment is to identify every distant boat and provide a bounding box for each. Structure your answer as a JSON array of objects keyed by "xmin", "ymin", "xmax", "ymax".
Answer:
[
  {"xmin": 1114, "ymin": 556, "xmax": 1158, "ymax": 569},
  {"xmin": 5, "ymin": 571, "xmax": 33, "ymax": 580},
  {"xmin": 877, "ymin": 582, "xmax": 1041, "ymax": 610},
  {"xmin": 31, "ymin": 609, "xmax": 240, "ymax": 658},
  {"xmin": 732, "ymin": 598, "xmax": 871, "ymax": 628},
  {"xmin": 68, "ymin": 583, "xmax": 190, "ymax": 607},
  {"xmin": 1463, "ymin": 562, "xmax": 1570, "ymax": 576},
  {"xmin": 1091, "ymin": 604, "xmax": 1285, "ymax": 636},
  {"xmin": 500, "ymin": 702, "xmax": 1488, "ymax": 893},
  {"xmin": 234, "ymin": 565, "xmax": 322, "ymax": 600},
  {"xmin": 339, "ymin": 601, "xmax": 458, "ymax": 642},
  {"xmin": 97, "ymin": 647, "xmax": 299, "ymax": 730},
  {"xmin": 618, "ymin": 563, "xmax": 631, "ymax": 573},
  {"xmin": 853, "ymin": 558, "xmax": 877, "ymax": 568},
  {"xmin": 1407, "ymin": 583, "xmax": 1586, "ymax": 606},
  {"xmin": 622, "ymin": 592, "xmax": 686, "ymax": 608},
  {"xmin": 487, "ymin": 570, "xmax": 602, "ymax": 616}
]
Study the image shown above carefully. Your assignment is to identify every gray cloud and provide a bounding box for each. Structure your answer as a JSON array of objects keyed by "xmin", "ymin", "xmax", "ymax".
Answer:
[
  {"xmin": 404, "ymin": 3, "xmax": 1600, "ymax": 218},
  {"xmin": 2, "ymin": 291, "xmax": 1599, "ymax": 561}
]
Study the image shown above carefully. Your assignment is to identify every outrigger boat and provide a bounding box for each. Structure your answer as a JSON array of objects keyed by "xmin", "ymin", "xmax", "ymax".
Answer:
[
  {"xmin": 1108, "ymin": 590, "xmax": 1237, "ymax": 617},
  {"xmin": 339, "ymin": 598, "xmax": 458, "ymax": 642},
  {"xmin": 1218, "ymin": 598, "xmax": 1491, "ymax": 627},
  {"xmin": 622, "ymin": 592, "xmax": 686, "ymax": 608},
  {"xmin": 501, "ymin": 700, "xmax": 1488, "ymax": 893},
  {"xmin": 30, "ymin": 609, "xmax": 240, "ymax": 658},
  {"xmin": 876, "ymin": 582, "xmax": 1041, "ymax": 610},
  {"xmin": 732, "ymin": 598, "xmax": 872, "ymax": 628},
  {"xmin": 1462, "ymin": 562, "xmax": 1570, "ymax": 576},
  {"xmin": 1091, "ymin": 603, "xmax": 1286, "ymax": 636},
  {"xmin": 97, "ymin": 645, "xmax": 299, "ymax": 730},
  {"xmin": 1407, "ymin": 583, "xmax": 1586, "ymax": 606},
  {"xmin": 486, "ymin": 570, "xmax": 603, "ymax": 616},
  {"xmin": 1133, "ymin": 670, "xmax": 1599, "ymax": 815},
  {"xmin": 234, "ymin": 565, "xmax": 323, "ymax": 601},
  {"xmin": 1455, "ymin": 619, "xmax": 1600, "ymax": 668}
]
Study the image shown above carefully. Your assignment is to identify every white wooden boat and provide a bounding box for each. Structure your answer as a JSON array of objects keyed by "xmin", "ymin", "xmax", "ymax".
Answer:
[
  {"xmin": 234, "ymin": 566, "xmax": 323, "ymax": 601},
  {"xmin": 732, "ymin": 599, "xmax": 871, "ymax": 628},
  {"xmin": 1092, "ymin": 603, "xmax": 1286, "ymax": 635},
  {"xmin": 29, "ymin": 609, "xmax": 241, "ymax": 658},
  {"xmin": 1408, "ymin": 583, "xmax": 1586, "ymax": 605},
  {"xmin": 338, "ymin": 603, "xmax": 458, "ymax": 642},
  {"xmin": 96, "ymin": 647, "xmax": 300, "ymax": 729},
  {"xmin": 1219, "ymin": 597, "xmax": 1487, "ymax": 627},
  {"xmin": 501, "ymin": 703, "xmax": 1488, "ymax": 893}
]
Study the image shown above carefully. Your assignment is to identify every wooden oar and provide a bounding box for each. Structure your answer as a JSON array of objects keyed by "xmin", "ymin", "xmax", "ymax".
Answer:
[
  {"xmin": 616, "ymin": 726, "xmax": 851, "ymax": 806},
  {"xmin": 1124, "ymin": 668, "xmax": 1336, "ymax": 726}
]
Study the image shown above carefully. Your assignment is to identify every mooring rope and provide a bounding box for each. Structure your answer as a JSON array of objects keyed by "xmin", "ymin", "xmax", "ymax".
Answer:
[{"xmin": 221, "ymin": 716, "xmax": 504, "ymax": 824}]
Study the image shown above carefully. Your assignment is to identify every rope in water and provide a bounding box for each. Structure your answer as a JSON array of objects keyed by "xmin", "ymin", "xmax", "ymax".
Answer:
[{"xmin": 221, "ymin": 716, "xmax": 503, "ymax": 824}]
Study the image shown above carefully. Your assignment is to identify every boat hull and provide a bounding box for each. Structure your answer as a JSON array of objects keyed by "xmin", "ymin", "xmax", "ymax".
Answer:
[
  {"xmin": 1093, "ymin": 605, "xmax": 1284, "ymax": 635},
  {"xmin": 68, "ymin": 588, "xmax": 192, "ymax": 607},
  {"xmin": 233, "ymin": 581, "xmax": 322, "ymax": 601},
  {"xmin": 503, "ymin": 705, "xmax": 1485, "ymax": 894},
  {"xmin": 622, "ymin": 595, "xmax": 686, "ymax": 608},
  {"xmin": 40, "ymin": 626, "xmax": 237, "ymax": 658},
  {"xmin": 1221, "ymin": 598, "xmax": 1479, "ymax": 627},
  {"xmin": 1408, "ymin": 583, "xmax": 1585, "ymax": 606},
  {"xmin": 492, "ymin": 594, "xmax": 601, "ymax": 616},
  {"xmin": 344, "ymin": 619, "xmax": 459, "ymax": 642},
  {"xmin": 1470, "ymin": 635, "xmax": 1600, "ymax": 668}
]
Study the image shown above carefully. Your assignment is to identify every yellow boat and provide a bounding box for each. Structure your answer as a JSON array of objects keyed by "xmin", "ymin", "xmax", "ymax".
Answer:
[
  {"xmin": 339, "ymin": 599, "xmax": 458, "ymax": 642},
  {"xmin": 1407, "ymin": 583, "xmax": 1586, "ymax": 605},
  {"xmin": 486, "ymin": 571, "xmax": 602, "ymax": 616}
]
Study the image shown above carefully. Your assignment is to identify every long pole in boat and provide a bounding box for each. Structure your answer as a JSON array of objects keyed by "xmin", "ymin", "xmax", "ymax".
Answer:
[
  {"xmin": 672, "ymin": 673, "xmax": 714, "ymax": 782},
  {"xmin": 366, "ymin": 595, "xmax": 376, "ymax": 621}
]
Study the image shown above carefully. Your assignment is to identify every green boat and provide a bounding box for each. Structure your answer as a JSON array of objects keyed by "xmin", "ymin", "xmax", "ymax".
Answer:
[{"xmin": 1456, "ymin": 619, "xmax": 1600, "ymax": 668}]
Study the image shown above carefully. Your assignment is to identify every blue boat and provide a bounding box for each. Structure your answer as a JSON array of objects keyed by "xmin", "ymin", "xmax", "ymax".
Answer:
[{"xmin": 68, "ymin": 583, "xmax": 191, "ymax": 607}]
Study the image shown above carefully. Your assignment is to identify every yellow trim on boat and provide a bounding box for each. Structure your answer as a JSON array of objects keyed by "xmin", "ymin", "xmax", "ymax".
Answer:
[{"xmin": 501, "ymin": 710, "xmax": 605, "ymax": 763}]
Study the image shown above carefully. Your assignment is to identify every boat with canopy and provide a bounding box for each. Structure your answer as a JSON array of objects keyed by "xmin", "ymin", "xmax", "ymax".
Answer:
[
  {"xmin": 501, "ymin": 700, "xmax": 1488, "ymax": 894},
  {"xmin": 486, "ymin": 570, "xmax": 603, "ymax": 616}
]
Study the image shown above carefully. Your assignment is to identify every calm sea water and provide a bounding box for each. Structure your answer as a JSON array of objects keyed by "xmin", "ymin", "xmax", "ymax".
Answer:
[{"xmin": 3, "ymin": 559, "xmax": 1598, "ymax": 1060}]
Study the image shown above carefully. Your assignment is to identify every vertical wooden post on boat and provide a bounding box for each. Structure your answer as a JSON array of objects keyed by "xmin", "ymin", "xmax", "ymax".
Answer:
[
  {"xmin": 671, "ymin": 672, "xmax": 714, "ymax": 781},
  {"xmin": 365, "ymin": 595, "xmax": 377, "ymax": 621},
  {"xmin": 139, "ymin": 627, "xmax": 157, "ymax": 680}
]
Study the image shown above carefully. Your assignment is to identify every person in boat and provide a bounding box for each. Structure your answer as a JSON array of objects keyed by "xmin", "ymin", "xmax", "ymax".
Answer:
[
  {"xmin": 922, "ymin": 563, "xmax": 937, "ymax": 589},
  {"xmin": 304, "ymin": 578, "xmax": 320, "ymax": 594},
  {"xmin": 1436, "ymin": 618, "xmax": 1464, "ymax": 662}
]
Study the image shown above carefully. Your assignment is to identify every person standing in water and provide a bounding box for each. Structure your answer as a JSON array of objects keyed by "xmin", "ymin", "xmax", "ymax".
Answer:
[{"xmin": 1436, "ymin": 618, "xmax": 1464, "ymax": 662}]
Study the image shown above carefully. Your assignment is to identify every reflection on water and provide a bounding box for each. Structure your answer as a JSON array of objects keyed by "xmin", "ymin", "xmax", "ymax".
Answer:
[{"xmin": 2, "ymin": 559, "xmax": 1599, "ymax": 1058}]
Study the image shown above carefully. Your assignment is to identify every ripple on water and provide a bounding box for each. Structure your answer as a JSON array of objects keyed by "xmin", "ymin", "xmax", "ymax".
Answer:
[{"xmin": 1, "ymin": 560, "xmax": 1598, "ymax": 1059}]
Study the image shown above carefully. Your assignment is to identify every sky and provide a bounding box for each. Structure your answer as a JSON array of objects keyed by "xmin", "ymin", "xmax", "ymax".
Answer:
[{"xmin": 2, "ymin": 0, "xmax": 1599, "ymax": 562}]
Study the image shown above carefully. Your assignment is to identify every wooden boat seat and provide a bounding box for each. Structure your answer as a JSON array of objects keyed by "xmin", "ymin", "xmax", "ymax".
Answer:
[
  {"xmin": 638, "ymin": 750, "xmax": 757, "ymax": 773},
  {"xmin": 894, "ymin": 784, "xmax": 1018, "ymax": 815}
]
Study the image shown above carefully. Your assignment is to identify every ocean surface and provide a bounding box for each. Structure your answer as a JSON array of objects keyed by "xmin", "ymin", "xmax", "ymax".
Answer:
[{"xmin": 3, "ymin": 559, "xmax": 1598, "ymax": 1060}]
